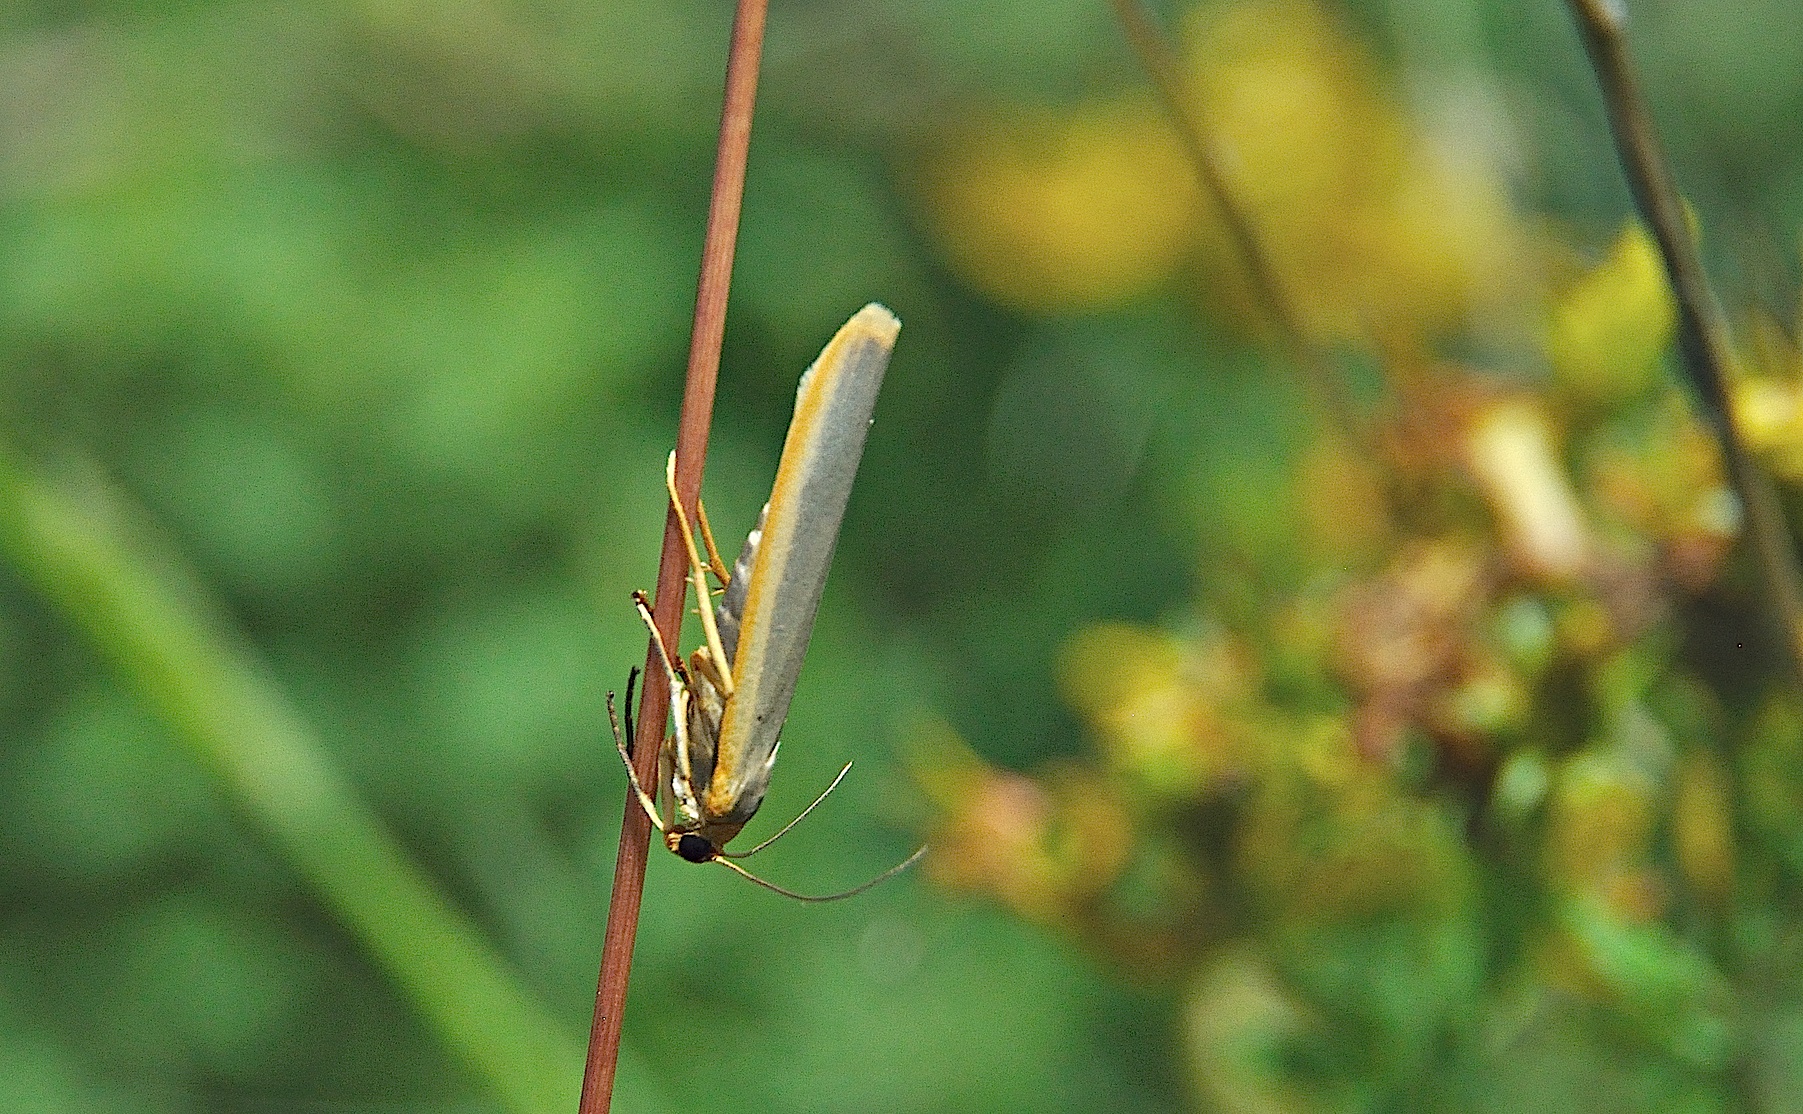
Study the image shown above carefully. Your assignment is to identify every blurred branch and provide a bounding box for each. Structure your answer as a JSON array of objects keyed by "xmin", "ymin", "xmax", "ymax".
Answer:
[
  {"xmin": 1566, "ymin": 0, "xmax": 1803, "ymax": 688},
  {"xmin": 580, "ymin": 2, "xmax": 767, "ymax": 1112},
  {"xmin": 1109, "ymin": 0, "xmax": 1364, "ymax": 447},
  {"xmin": 0, "ymin": 449, "xmax": 581, "ymax": 1114}
]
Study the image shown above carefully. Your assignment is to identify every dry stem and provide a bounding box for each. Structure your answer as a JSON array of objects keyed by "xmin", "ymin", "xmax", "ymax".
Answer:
[
  {"xmin": 1567, "ymin": 0, "xmax": 1803, "ymax": 687},
  {"xmin": 577, "ymin": 2, "xmax": 769, "ymax": 1109}
]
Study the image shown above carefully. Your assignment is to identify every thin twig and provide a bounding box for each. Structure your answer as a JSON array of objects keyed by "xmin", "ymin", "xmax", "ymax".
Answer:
[
  {"xmin": 1109, "ymin": 0, "xmax": 1363, "ymax": 443},
  {"xmin": 1566, "ymin": 0, "xmax": 1803, "ymax": 687},
  {"xmin": 577, "ymin": 2, "xmax": 769, "ymax": 1110}
]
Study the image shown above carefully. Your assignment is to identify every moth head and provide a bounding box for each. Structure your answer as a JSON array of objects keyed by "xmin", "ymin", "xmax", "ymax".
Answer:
[{"xmin": 671, "ymin": 831, "xmax": 716, "ymax": 863}]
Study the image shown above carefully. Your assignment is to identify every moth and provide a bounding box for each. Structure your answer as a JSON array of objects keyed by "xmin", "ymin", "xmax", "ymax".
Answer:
[{"xmin": 609, "ymin": 304, "xmax": 926, "ymax": 901}]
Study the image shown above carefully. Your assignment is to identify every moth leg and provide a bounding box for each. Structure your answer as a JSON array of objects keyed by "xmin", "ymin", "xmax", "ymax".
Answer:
[
  {"xmin": 663, "ymin": 452, "xmax": 734, "ymax": 695},
  {"xmin": 631, "ymin": 589, "xmax": 705, "ymax": 827},
  {"xmin": 606, "ymin": 687, "xmax": 665, "ymax": 834},
  {"xmin": 632, "ymin": 589, "xmax": 693, "ymax": 688},
  {"xmin": 667, "ymin": 683, "xmax": 704, "ymax": 823},
  {"xmin": 688, "ymin": 645, "xmax": 729, "ymax": 694},
  {"xmin": 694, "ymin": 497, "xmax": 731, "ymax": 590}
]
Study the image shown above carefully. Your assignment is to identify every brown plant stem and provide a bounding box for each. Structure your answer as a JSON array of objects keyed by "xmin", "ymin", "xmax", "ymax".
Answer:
[
  {"xmin": 1109, "ymin": 0, "xmax": 1364, "ymax": 447},
  {"xmin": 577, "ymin": 1, "xmax": 768, "ymax": 1110},
  {"xmin": 1566, "ymin": 0, "xmax": 1803, "ymax": 688}
]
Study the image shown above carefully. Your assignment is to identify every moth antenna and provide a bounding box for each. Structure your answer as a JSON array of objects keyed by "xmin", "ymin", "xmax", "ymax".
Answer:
[
  {"xmin": 710, "ymin": 845, "xmax": 929, "ymax": 903},
  {"xmin": 622, "ymin": 666, "xmax": 640, "ymax": 753},
  {"xmin": 721, "ymin": 761, "xmax": 854, "ymax": 859},
  {"xmin": 606, "ymin": 688, "xmax": 666, "ymax": 834}
]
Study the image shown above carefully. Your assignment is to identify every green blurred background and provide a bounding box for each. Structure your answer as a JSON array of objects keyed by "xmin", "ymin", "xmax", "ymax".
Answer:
[{"xmin": 5, "ymin": 1, "xmax": 1803, "ymax": 1111}]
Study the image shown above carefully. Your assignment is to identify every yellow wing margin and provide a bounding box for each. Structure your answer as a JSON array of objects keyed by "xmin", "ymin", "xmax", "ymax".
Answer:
[{"xmin": 704, "ymin": 304, "xmax": 899, "ymax": 821}]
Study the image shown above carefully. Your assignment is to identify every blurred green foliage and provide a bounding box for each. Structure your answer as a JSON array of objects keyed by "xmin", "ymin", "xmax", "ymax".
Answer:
[{"xmin": 4, "ymin": 1, "xmax": 1803, "ymax": 1112}]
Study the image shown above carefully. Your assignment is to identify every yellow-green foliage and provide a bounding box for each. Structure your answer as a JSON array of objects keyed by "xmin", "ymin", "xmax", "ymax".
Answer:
[{"xmin": 913, "ymin": 2, "xmax": 1803, "ymax": 1109}]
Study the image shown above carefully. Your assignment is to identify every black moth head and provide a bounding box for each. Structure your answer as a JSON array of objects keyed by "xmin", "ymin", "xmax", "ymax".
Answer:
[{"xmin": 676, "ymin": 833, "xmax": 716, "ymax": 863}]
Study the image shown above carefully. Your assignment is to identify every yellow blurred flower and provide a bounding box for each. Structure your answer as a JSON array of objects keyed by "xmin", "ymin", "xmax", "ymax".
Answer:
[
  {"xmin": 909, "ymin": 720, "xmax": 1133, "ymax": 922},
  {"xmin": 1338, "ymin": 540, "xmax": 1488, "ymax": 694},
  {"xmin": 1546, "ymin": 222, "xmax": 1676, "ymax": 404},
  {"xmin": 1058, "ymin": 621, "xmax": 1253, "ymax": 796},
  {"xmin": 1734, "ymin": 321, "xmax": 1803, "ymax": 477},
  {"xmin": 1335, "ymin": 538, "xmax": 1497, "ymax": 760},
  {"xmin": 1586, "ymin": 395, "xmax": 1735, "ymax": 591},
  {"xmin": 1462, "ymin": 396, "xmax": 1590, "ymax": 583},
  {"xmin": 913, "ymin": 0, "xmax": 1537, "ymax": 333},
  {"xmin": 1545, "ymin": 752, "xmax": 1661, "ymax": 919},
  {"xmin": 1735, "ymin": 377, "xmax": 1803, "ymax": 464},
  {"xmin": 1552, "ymin": 596, "xmax": 1617, "ymax": 659},
  {"xmin": 1236, "ymin": 718, "xmax": 1468, "ymax": 923},
  {"xmin": 915, "ymin": 97, "xmax": 1199, "ymax": 310},
  {"xmin": 1177, "ymin": 0, "xmax": 1534, "ymax": 342},
  {"xmin": 1431, "ymin": 659, "xmax": 1529, "ymax": 740},
  {"xmin": 1733, "ymin": 312, "xmax": 1803, "ymax": 476},
  {"xmin": 1298, "ymin": 439, "xmax": 1393, "ymax": 564},
  {"xmin": 1183, "ymin": 950, "xmax": 1324, "ymax": 1114}
]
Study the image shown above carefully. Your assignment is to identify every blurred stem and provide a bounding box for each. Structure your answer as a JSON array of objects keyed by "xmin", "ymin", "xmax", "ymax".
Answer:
[
  {"xmin": 579, "ymin": 2, "xmax": 767, "ymax": 1112},
  {"xmin": 1109, "ymin": 0, "xmax": 1367, "ymax": 454},
  {"xmin": 0, "ymin": 449, "xmax": 581, "ymax": 1114},
  {"xmin": 1566, "ymin": 0, "xmax": 1803, "ymax": 690}
]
